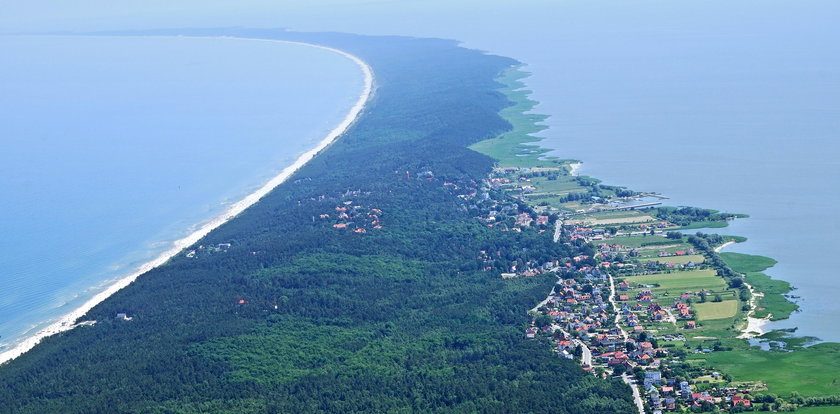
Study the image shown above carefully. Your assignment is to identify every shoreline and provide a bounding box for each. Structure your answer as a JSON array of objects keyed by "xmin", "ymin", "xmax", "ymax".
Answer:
[
  {"xmin": 0, "ymin": 35, "xmax": 374, "ymax": 366},
  {"xmin": 714, "ymin": 241, "xmax": 735, "ymax": 253},
  {"xmin": 738, "ymin": 282, "xmax": 769, "ymax": 338},
  {"xmin": 568, "ymin": 162, "xmax": 582, "ymax": 176}
]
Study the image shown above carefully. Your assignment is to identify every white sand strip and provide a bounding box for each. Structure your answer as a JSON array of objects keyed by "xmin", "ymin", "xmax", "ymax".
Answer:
[
  {"xmin": 738, "ymin": 282, "xmax": 770, "ymax": 338},
  {"xmin": 0, "ymin": 35, "xmax": 374, "ymax": 366},
  {"xmin": 714, "ymin": 241, "xmax": 735, "ymax": 253}
]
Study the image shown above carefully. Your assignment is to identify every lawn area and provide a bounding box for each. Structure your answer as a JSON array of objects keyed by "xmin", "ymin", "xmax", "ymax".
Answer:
[
  {"xmin": 693, "ymin": 342, "xmax": 840, "ymax": 396},
  {"xmin": 626, "ymin": 269, "xmax": 725, "ymax": 292},
  {"xmin": 720, "ymin": 252, "xmax": 798, "ymax": 320},
  {"xmin": 640, "ymin": 254, "xmax": 705, "ymax": 265},
  {"xmin": 694, "ymin": 300, "xmax": 739, "ymax": 321}
]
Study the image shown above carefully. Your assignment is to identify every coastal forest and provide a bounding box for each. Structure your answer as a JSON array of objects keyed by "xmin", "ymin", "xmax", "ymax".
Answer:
[{"xmin": 0, "ymin": 30, "xmax": 635, "ymax": 413}]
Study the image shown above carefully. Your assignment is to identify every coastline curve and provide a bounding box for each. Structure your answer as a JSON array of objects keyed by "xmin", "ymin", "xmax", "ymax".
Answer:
[{"xmin": 0, "ymin": 35, "xmax": 374, "ymax": 366}]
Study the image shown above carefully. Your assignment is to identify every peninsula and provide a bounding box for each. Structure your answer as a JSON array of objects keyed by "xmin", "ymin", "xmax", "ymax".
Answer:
[
  {"xmin": 0, "ymin": 30, "xmax": 635, "ymax": 413},
  {"xmin": 3, "ymin": 27, "xmax": 833, "ymax": 414}
]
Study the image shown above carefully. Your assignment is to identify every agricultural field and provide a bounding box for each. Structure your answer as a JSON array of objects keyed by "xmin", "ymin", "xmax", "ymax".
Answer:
[
  {"xmin": 609, "ymin": 234, "xmax": 677, "ymax": 248},
  {"xmin": 567, "ymin": 210, "xmax": 658, "ymax": 226},
  {"xmin": 626, "ymin": 269, "xmax": 726, "ymax": 293},
  {"xmin": 529, "ymin": 176, "xmax": 586, "ymax": 195},
  {"xmin": 639, "ymin": 254, "xmax": 705, "ymax": 265},
  {"xmin": 694, "ymin": 300, "xmax": 739, "ymax": 320}
]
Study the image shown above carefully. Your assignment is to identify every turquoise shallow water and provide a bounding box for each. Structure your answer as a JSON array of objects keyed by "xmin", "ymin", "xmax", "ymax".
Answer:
[{"xmin": 0, "ymin": 35, "xmax": 364, "ymax": 349}]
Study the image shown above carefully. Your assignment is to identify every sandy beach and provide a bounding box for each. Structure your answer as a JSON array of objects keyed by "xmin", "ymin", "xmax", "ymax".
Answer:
[
  {"xmin": 714, "ymin": 241, "xmax": 735, "ymax": 253},
  {"xmin": 0, "ymin": 36, "xmax": 374, "ymax": 366},
  {"xmin": 738, "ymin": 282, "xmax": 769, "ymax": 338},
  {"xmin": 568, "ymin": 162, "xmax": 582, "ymax": 176}
]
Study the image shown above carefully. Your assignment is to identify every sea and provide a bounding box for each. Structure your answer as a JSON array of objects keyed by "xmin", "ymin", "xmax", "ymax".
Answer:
[
  {"xmin": 1, "ymin": 0, "xmax": 839, "ymax": 343},
  {"xmin": 0, "ymin": 35, "xmax": 365, "ymax": 350}
]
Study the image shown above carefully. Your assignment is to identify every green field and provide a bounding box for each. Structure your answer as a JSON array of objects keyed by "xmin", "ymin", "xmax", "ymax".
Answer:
[
  {"xmin": 694, "ymin": 300, "xmax": 739, "ymax": 320},
  {"xmin": 530, "ymin": 176, "xmax": 586, "ymax": 194},
  {"xmin": 591, "ymin": 210, "xmax": 652, "ymax": 220},
  {"xmin": 610, "ymin": 235, "xmax": 677, "ymax": 248},
  {"xmin": 626, "ymin": 269, "xmax": 725, "ymax": 292},
  {"xmin": 796, "ymin": 406, "xmax": 840, "ymax": 413},
  {"xmin": 676, "ymin": 220, "xmax": 730, "ymax": 230},
  {"xmin": 636, "ymin": 244, "xmax": 695, "ymax": 258},
  {"xmin": 720, "ymin": 252, "xmax": 798, "ymax": 320},
  {"xmin": 693, "ymin": 342, "xmax": 840, "ymax": 396},
  {"xmin": 640, "ymin": 254, "xmax": 705, "ymax": 265}
]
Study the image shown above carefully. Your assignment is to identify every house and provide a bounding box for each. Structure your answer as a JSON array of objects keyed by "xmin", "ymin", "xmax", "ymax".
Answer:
[
  {"xmin": 685, "ymin": 321, "xmax": 697, "ymax": 329},
  {"xmin": 731, "ymin": 396, "xmax": 752, "ymax": 407},
  {"xmin": 652, "ymin": 310, "xmax": 666, "ymax": 321},
  {"xmin": 644, "ymin": 371, "xmax": 662, "ymax": 385}
]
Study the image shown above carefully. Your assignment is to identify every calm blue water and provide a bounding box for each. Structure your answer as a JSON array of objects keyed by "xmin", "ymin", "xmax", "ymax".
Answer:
[
  {"xmin": 0, "ymin": 35, "xmax": 364, "ymax": 349},
  {"xmin": 1, "ymin": 0, "xmax": 839, "ymax": 341},
  {"xmin": 270, "ymin": 0, "xmax": 840, "ymax": 341},
  {"xmin": 284, "ymin": 0, "xmax": 840, "ymax": 342}
]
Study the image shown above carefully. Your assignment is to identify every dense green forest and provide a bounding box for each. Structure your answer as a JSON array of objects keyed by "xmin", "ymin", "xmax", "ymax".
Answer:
[{"xmin": 0, "ymin": 29, "xmax": 634, "ymax": 413}]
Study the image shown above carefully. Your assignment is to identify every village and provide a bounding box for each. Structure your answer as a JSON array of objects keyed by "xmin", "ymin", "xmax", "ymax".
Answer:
[
  {"xmin": 478, "ymin": 164, "xmax": 760, "ymax": 413},
  {"xmin": 210, "ymin": 161, "xmax": 775, "ymax": 413}
]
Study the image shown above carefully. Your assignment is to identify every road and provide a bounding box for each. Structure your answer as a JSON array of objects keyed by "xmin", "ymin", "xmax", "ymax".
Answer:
[
  {"xmin": 553, "ymin": 221, "xmax": 643, "ymax": 412},
  {"xmin": 574, "ymin": 337, "xmax": 593, "ymax": 367},
  {"xmin": 530, "ymin": 283, "xmax": 558, "ymax": 313},
  {"xmin": 611, "ymin": 274, "xmax": 645, "ymax": 413},
  {"xmin": 608, "ymin": 274, "xmax": 628, "ymax": 340},
  {"xmin": 622, "ymin": 373, "xmax": 646, "ymax": 414}
]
